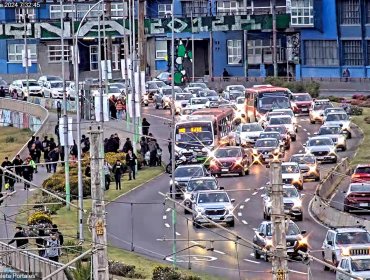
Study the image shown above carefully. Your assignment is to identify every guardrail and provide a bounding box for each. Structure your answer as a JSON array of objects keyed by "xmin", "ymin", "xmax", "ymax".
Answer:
[
  {"xmin": 310, "ymin": 158, "xmax": 370, "ymax": 231},
  {"xmin": 0, "ymin": 241, "xmax": 70, "ymax": 279}
]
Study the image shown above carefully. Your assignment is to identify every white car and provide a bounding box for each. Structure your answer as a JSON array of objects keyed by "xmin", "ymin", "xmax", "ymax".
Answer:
[
  {"xmin": 304, "ymin": 136, "xmax": 337, "ymax": 163},
  {"xmin": 42, "ymin": 81, "xmax": 64, "ymax": 99},
  {"xmin": 336, "ymin": 255, "xmax": 370, "ymax": 280},
  {"xmin": 281, "ymin": 162, "xmax": 304, "ymax": 190},
  {"xmin": 188, "ymin": 82, "xmax": 208, "ymax": 89},
  {"xmin": 9, "ymin": 79, "xmax": 43, "ymax": 99},
  {"xmin": 187, "ymin": 97, "xmax": 209, "ymax": 110},
  {"xmin": 222, "ymin": 85, "xmax": 245, "ymax": 99},
  {"xmin": 161, "ymin": 86, "xmax": 183, "ymax": 109},
  {"xmin": 174, "ymin": 92, "xmax": 193, "ymax": 114},
  {"xmin": 309, "ymin": 99, "xmax": 334, "ymax": 124},
  {"xmin": 184, "ymin": 86, "xmax": 203, "ymax": 97},
  {"xmin": 38, "ymin": 75, "xmax": 62, "ymax": 87},
  {"xmin": 271, "ymin": 109, "xmax": 297, "ymax": 126},
  {"xmin": 268, "ymin": 115, "xmax": 297, "ymax": 141},
  {"xmin": 323, "ymin": 112, "xmax": 353, "ymax": 139},
  {"xmin": 234, "ymin": 122, "xmax": 263, "ymax": 146}
]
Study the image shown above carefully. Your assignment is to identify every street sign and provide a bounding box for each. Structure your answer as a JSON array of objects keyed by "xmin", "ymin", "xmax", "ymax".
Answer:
[
  {"xmin": 276, "ymin": 268, "xmax": 286, "ymax": 280},
  {"xmin": 95, "ymin": 219, "xmax": 104, "ymax": 236}
]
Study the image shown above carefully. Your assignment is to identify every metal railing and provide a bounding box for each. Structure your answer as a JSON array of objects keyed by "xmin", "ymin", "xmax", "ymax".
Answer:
[{"xmin": 0, "ymin": 241, "xmax": 70, "ymax": 280}]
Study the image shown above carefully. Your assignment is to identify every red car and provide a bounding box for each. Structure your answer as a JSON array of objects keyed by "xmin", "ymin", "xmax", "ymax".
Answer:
[
  {"xmin": 209, "ymin": 146, "xmax": 250, "ymax": 177},
  {"xmin": 291, "ymin": 93, "xmax": 313, "ymax": 115},
  {"xmin": 351, "ymin": 164, "xmax": 370, "ymax": 183},
  {"xmin": 343, "ymin": 183, "xmax": 370, "ymax": 212}
]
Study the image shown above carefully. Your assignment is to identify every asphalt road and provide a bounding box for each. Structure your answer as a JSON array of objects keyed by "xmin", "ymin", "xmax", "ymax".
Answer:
[{"xmin": 106, "ymin": 105, "xmax": 362, "ymax": 280}]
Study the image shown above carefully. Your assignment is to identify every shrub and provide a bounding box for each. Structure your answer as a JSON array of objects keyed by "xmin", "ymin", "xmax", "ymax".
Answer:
[
  {"xmin": 108, "ymin": 260, "xmax": 145, "ymax": 279},
  {"xmin": 34, "ymin": 195, "xmax": 65, "ymax": 214},
  {"xmin": 105, "ymin": 152, "xmax": 127, "ymax": 165},
  {"xmin": 5, "ymin": 136, "xmax": 15, "ymax": 143},
  {"xmin": 152, "ymin": 266, "xmax": 181, "ymax": 280},
  {"xmin": 28, "ymin": 211, "xmax": 52, "ymax": 226},
  {"xmin": 63, "ymin": 239, "xmax": 83, "ymax": 255},
  {"xmin": 264, "ymin": 77, "xmax": 320, "ymax": 98},
  {"xmin": 182, "ymin": 276, "xmax": 202, "ymax": 280},
  {"xmin": 353, "ymin": 94, "xmax": 366, "ymax": 100}
]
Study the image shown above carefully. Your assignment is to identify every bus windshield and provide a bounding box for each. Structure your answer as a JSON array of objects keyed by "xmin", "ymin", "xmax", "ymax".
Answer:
[
  {"xmin": 257, "ymin": 96, "xmax": 290, "ymax": 113},
  {"xmin": 175, "ymin": 123, "xmax": 214, "ymax": 148}
]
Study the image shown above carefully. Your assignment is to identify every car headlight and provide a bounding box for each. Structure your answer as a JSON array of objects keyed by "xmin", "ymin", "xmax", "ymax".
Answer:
[
  {"xmin": 293, "ymin": 200, "xmax": 302, "ymax": 209},
  {"xmin": 252, "ymin": 148, "xmax": 258, "ymax": 155},
  {"xmin": 309, "ymin": 165, "xmax": 317, "ymax": 173},
  {"xmin": 338, "ymin": 135, "xmax": 345, "ymax": 145},
  {"xmin": 341, "ymin": 247, "xmax": 350, "ymax": 256},
  {"xmin": 195, "ymin": 206, "xmax": 205, "ymax": 214},
  {"xmin": 225, "ymin": 205, "xmax": 234, "ymax": 215},
  {"xmin": 329, "ymin": 148, "xmax": 337, "ymax": 155},
  {"xmin": 298, "ymin": 236, "xmax": 308, "ymax": 247}
]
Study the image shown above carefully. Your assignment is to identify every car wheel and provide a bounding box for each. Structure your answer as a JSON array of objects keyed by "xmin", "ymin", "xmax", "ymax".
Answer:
[
  {"xmin": 254, "ymin": 249, "xmax": 261, "ymax": 260},
  {"xmin": 292, "ymin": 136, "xmax": 296, "ymax": 142},
  {"xmin": 347, "ymin": 132, "xmax": 352, "ymax": 139},
  {"xmin": 324, "ymin": 264, "xmax": 330, "ymax": 271},
  {"xmin": 298, "ymin": 183, "xmax": 303, "ymax": 191},
  {"xmin": 145, "ymin": 104, "xmax": 148, "ymax": 107},
  {"xmin": 184, "ymin": 208, "xmax": 190, "ymax": 215},
  {"xmin": 226, "ymin": 220, "xmax": 235, "ymax": 227},
  {"xmin": 264, "ymin": 252, "xmax": 269, "ymax": 262},
  {"xmin": 343, "ymin": 205, "xmax": 350, "ymax": 212},
  {"xmin": 193, "ymin": 220, "xmax": 200, "ymax": 229},
  {"xmin": 333, "ymin": 158, "xmax": 338, "ymax": 164},
  {"xmin": 332, "ymin": 255, "xmax": 338, "ymax": 267},
  {"xmin": 245, "ymin": 165, "xmax": 250, "ymax": 175},
  {"xmin": 263, "ymin": 211, "xmax": 267, "ymax": 220},
  {"xmin": 239, "ymin": 169, "xmax": 245, "ymax": 177},
  {"xmin": 315, "ymin": 176, "xmax": 320, "ymax": 182},
  {"xmin": 296, "ymin": 214, "xmax": 303, "ymax": 221},
  {"xmin": 342, "ymin": 145, "xmax": 347, "ymax": 151}
]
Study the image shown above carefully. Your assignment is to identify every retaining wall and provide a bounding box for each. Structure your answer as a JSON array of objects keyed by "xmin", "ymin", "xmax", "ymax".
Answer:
[{"xmin": 28, "ymin": 96, "xmax": 77, "ymax": 113}]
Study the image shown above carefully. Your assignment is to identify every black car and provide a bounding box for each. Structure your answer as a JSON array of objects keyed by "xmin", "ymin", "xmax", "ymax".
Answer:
[
  {"xmin": 252, "ymin": 138, "xmax": 283, "ymax": 164},
  {"xmin": 253, "ymin": 221, "xmax": 308, "ymax": 261},
  {"xmin": 0, "ymin": 79, "xmax": 9, "ymax": 96},
  {"xmin": 259, "ymin": 131, "xmax": 290, "ymax": 150},
  {"xmin": 169, "ymin": 164, "xmax": 210, "ymax": 198},
  {"xmin": 264, "ymin": 125, "xmax": 291, "ymax": 150}
]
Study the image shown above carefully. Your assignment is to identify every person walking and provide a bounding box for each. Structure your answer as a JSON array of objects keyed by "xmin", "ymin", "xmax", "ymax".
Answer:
[
  {"xmin": 122, "ymin": 138, "xmax": 133, "ymax": 153},
  {"xmin": 148, "ymin": 138, "xmax": 157, "ymax": 167},
  {"xmin": 45, "ymin": 232, "xmax": 60, "ymax": 262},
  {"xmin": 156, "ymin": 141, "xmax": 162, "ymax": 166},
  {"xmin": 142, "ymin": 118, "xmax": 150, "ymax": 136},
  {"xmin": 12, "ymin": 154, "xmax": 23, "ymax": 181},
  {"xmin": 139, "ymin": 137, "xmax": 149, "ymax": 165},
  {"xmin": 103, "ymin": 160, "xmax": 112, "ymax": 190},
  {"xmin": 56, "ymin": 101, "xmax": 62, "ymax": 120},
  {"xmin": 115, "ymin": 99, "xmax": 125, "ymax": 120},
  {"xmin": 48, "ymin": 147, "xmax": 59, "ymax": 173},
  {"xmin": 8, "ymin": 226, "xmax": 28, "ymax": 248},
  {"xmin": 126, "ymin": 150, "xmax": 137, "ymax": 180},
  {"xmin": 112, "ymin": 159, "xmax": 125, "ymax": 190},
  {"xmin": 70, "ymin": 140, "xmax": 78, "ymax": 164},
  {"xmin": 0, "ymin": 86, "xmax": 5, "ymax": 98},
  {"xmin": 36, "ymin": 229, "xmax": 47, "ymax": 257},
  {"xmin": 168, "ymin": 139, "xmax": 172, "ymax": 160},
  {"xmin": 22, "ymin": 158, "xmax": 33, "ymax": 190},
  {"xmin": 109, "ymin": 96, "xmax": 117, "ymax": 119}
]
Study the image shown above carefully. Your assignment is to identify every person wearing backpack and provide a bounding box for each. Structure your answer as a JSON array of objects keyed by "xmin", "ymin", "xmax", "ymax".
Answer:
[{"xmin": 45, "ymin": 232, "xmax": 60, "ymax": 262}]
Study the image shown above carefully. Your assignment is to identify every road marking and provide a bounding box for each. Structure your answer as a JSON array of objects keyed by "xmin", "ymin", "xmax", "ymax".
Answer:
[
  {"xmin": 166, "ymin": 208, "xmax": 171, "ymax": 212},
  {"xmin": 307, "ymin": 132, "xmax": 311, "ymax": 135},
  {"xmin": 298, "ymin": 124, "xmax": 302, "ymax": 128},
  {"xmin": 163, "ymin": 215, "xmax": 167, "ymax": 220},
  {"xmin": 260, "ymin": 194, "xmax": 265, "ymax": 197},
  {"xmin": 289, "ymin": 269, "xmax": 308, "ymax": 275},
  {"xmin": 176, "ymin": 232, "xmax": 181, "ymax": 236},
  {"xmin": 303, "ymin": 128, "xmax": 307, "ymax": 131},
  {"xmin": 239, "ymin": 205, "xmax": 244, "ymax": 209},
  {"xmin": 242, "ymin": 220, "xmax": 248, "ymax": 225},
  {"xmin": 237, "ymin": 212, "xmax": 242, "ymax": 217},
  {"xmin": 259, "ymin": 186, "xmax": 264, "ymax": 190},
  {"xmin": 252, "ymin": 191, "xmax": 258, "ymax": 196},
  {"xmin": 299, "ymin": 150, "xmax": 302, "ymax": 153},
  {"xmin": 250, "ymin": 253, "xmax": 254, "ymax": 257},
  {"xmin": 245, "ymin": 198, "xmax": 250, "ymax": 202},
  {"xmin": 214, "ymin": 250, "xmax": 226, "ymax": 255},
  {"xmin": 252, "ymin": 228, "xmax": 257, "ymax": 231},
  {"xmin": 244, "ymin": 259, "xmax": 260, "ymax": 264},
  {"xmin": 165, "ymin": 223, "xmax": 170, "ymax": 228},
  {"xmin": 191, "ymin": 241, "xmax": 200, "ymax": 245}
]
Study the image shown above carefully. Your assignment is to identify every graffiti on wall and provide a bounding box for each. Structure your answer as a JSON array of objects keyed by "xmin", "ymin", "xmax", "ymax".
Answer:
[
  {"xmin": 29, "ymin": 97, "xmax": 77, "ymax": 112},
  {"xmin": 169, "ymin": 39, "xmax": 193, "ymax": 85},
  {"xmin": 0, "ymin": 109, "xmax": 42, "ymax": 132}
]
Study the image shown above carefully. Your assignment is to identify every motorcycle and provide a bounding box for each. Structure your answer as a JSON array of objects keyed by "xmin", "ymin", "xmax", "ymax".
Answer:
[{"xmin": 165, "ymin": 153, "xmax": 197, "ymax": 173}]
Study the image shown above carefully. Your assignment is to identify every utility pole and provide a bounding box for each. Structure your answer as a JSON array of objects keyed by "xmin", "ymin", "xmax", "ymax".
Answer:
[
  {"xmin": 102, "ymin": 6, "xmax": 110, "ymax": 99},
  {"xmin": 23, "ymin": 13, "xmax": 29, "ymax": 100},
  {"xmin": 106, "ymin": 0, "xmax": 113, "ymax": 63},
  {"xmin": 170, "ymin": 2, "xmax": 177, "ymax": 268},
  {"xmin": 270, "ymin": 160, "xmax": 288, "ymax": 280},
  {"xmin": 138, "ymin": 0, "xmax": 146, "ymax": 73},
  {"xmin": 272, "ymin": 0, "xmax": 278, "ymax": 77},
  {"xmin": 191, "ymin": 11, "xmax": 195, "ymax": 82},
  {"xmin": 89, "ymin": 128, "xmax": 109, "ymax": 280},
  {"xmin": 131, "ymin": 0, "xmax": 137, "ymax": 155},
  {"xmin": 60, "ymin": 0, "xmax": 71, "ymax": 210}
]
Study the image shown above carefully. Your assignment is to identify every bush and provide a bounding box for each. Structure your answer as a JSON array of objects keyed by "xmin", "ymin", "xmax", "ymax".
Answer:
[
  {"xmin": 105, "ymin": 152, "xmax": 127, "ymax": 165},
  {"xmin": 353, "ymin": 94, "xmax": 366, "ymax": 100},
  {"xmin": 108, "ymin": 260, "xmax": 145, "ymax": 279},
  {"xmin": 34, "ymin": 195, "xmax": 65, "ymax": 214},
  {"xmin": 5, "ymin": 136, "xmax": 15, "ymax": 143},
  {"xmin": 327, "ymin": 96, "xmax": 345, "ymax": 103},
  {"xmin": 152, "ymin": 266, "xmax": 181, "ymax": 280},
  {"xmin": 63, "ymin": 239, "xmax": 83, "ymax": 255},
  {"xmin": 265, "ymin": 77, "xmax": 320, "ymax": 98},
  {"xmin": 28, "ymin": 211, "xmax": 52, "ymax": 226}
]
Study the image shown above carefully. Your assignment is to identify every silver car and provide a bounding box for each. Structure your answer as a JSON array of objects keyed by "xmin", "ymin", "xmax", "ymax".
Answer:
[
  {"xmin": 304, "ymin": 136, "xmax": 337, "ymax": 163},
  {"xmin": 336, "ymin": 255, "xmax": 370, "ymax": 280},
  {"xmin": 192, "ymin": 191, "xmax": 235, "ymax": 228},
  {"xmin": 316, "ymin": 124, "xmax": 347, "ymax": 151}
]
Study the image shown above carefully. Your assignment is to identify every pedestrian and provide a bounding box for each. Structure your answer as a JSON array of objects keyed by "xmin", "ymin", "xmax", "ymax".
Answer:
[
  {"xmin": 142, "ymin": 118, "xmax": 150, "ymax": 136},
  {"xmin": 55, "ymin": 122, "xmax": 60, "ymax": 145},
  {"xmin": 22, "ymin": 158, "xmax": 33, "ymax": 189},
  {"xmin": 45, "ymin": 232, "xmax": 60, "ymax": 262},
  {"xmin": 51, "ymin": 224, "xmax": 64, "ymax": 246},
  {"xmin": 223, "ymin": 68, "xmax": 230, "ymax": 81},
  {"xmin": 112, "ymin": 159, "xmax": 125, "ymax": 190},
  {"xmin": 103, "ymin": 160, "xmax": 112, "ymax": 190},
  {"xmin": 59, "ymin": 145, "xmax": 65, "ymax": 167},
  {"xmin": 48, "ymin": 147, "xmax": 59, "ymax": 173},
  {"xmin": 8, "ymin": 226, "xmax": 28, "ymax": 248},
  {"xmin": 36, "ymin": 229, "xmax": 47, "ymax": 257},
  {"xmin": 42, "ymin": 136, "xmax": 50, "ymax": 166},
  {"xmin": 0, "ymin": 86, "xmax": 5, "ymax": 98},
  {"xmin": 122, "ymin": 138, "xmax": 133, "ymax": 153},
  {"xmin": 343, "ymin": 68, "xmax": 350, "ymax": 82},
  {"xmin": 156, "ymin": 141, "xmax": 162, "ymax": 166},
  {"xmin": 148, "ymin": 139, "xmax": 157, "ymax": 167},
  {"xmin": 139, "ymin": 137, "xmax": 149, "ymax": 165},
  {"xmin": 126, "ymin": 149, "xmax": 137, "ymax": 180},
  {"xmin": 27, "ymin": 136, "xmax": 35, "ymax": 152},
  {"xmin": 29, "ymin": 144, "xmax": 38, "ymax": 173},
  {"xmin": 82, "ymin": 137, "xmax": 90, "ymax": 154},
  {"xmin": 115, "ymin": 99, "xmax": 125, "ymax": 120},
  {"xmin": 12, "ymin": 154, "xmax": 23, "ymax": 181},
  {"xmin": 12, "ymin": 89, "xmax": 18, "ymax": 99},
  {"xmin": 56, "ymin": 101, "xmax": 62, "ymax": 120},
  {"xmin": 109, "ymin": 96, "xmax": 117, "ymax": 119},
  {"xmin": 70, "ymin": 140, "xmax": 78, "ymax": 163},
  {"xmin": 28, "ymin": 157, "xmax": 36, "ymax": 180},
  {"xmin": 34, "ymin": 136, "xmax": 42, "ymax": 165},
  {"xmin": 168, "ymin": 138, "xmax": 172, "ymax": 160}
]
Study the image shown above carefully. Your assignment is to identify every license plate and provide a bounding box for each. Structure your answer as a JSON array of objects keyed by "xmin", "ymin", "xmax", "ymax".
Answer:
[
  {"xmin": 360, "ymin": 203, "xmax": 369, "ymax": 207},
  {"xmin": 301, "ymin": 108, "xmax": 308, "ymax": 112},
  {"xmin": 221, "ymin": 168, "xmax": 229, "ymax": 172},
  {"xmin": 287, "ymin": 248, "xmax": 294, "ymax": 253},
  {"xmin": 317, "ymin": 156, "xmax": 325, "ymax": 160}
]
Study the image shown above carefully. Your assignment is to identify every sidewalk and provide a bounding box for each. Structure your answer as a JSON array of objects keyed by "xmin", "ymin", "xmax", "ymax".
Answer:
[{"xmin": 0, "ymin": 112, "xmax": 133, "ymax": 242}]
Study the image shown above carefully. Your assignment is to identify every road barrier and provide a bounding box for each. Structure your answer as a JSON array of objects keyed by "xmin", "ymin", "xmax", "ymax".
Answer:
[{"xmin": 311, "ymin": 158, "xmax": 370, "ymax": 231}]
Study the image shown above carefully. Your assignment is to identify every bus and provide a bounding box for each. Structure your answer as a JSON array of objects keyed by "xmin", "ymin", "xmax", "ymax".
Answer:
[{"xmin": 245, "ymin": 85, "xmax": 292, "ymax": 122}]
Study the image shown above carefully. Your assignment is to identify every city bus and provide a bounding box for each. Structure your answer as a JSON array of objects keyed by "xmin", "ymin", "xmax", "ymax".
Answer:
[{"xmin": 245, "ymin": 85, "xmax": 292, "ymax": 123}]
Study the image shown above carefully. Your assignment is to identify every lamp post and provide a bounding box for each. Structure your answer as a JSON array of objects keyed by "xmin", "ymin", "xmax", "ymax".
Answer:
[{"xmin": 23, "ymin": 13, "xmax": 29, "ymax": 100}]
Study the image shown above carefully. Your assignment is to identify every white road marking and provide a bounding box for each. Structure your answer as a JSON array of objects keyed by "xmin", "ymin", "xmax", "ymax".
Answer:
[
  {"xmin": 252, "ymin": 228, "xmax": 257, "ymax": 231},
  {"xmin": 250, "ymin": 253, "xmax": 254, "ymax": 257},
  {"xmin": 239, "ymin": 205, "xmax": 244, "ymax": 209},
  {"xmin": 244, "ymin": 259, "xmax": 260, "ymax": 264},
  {"xmin": 237, "ymin": 212, "xmax": 242, "ymax": 217},
  {"xmin": 242, "ymin": 220, "xmax": 248, "ymax": 225},
  {"xmin": 163, "ymin": 215, "xmax": 167, "ymax": 220},
  {"xmin": 260, "ymin": 194, "xmax": 265, "ymax": 197},
  {"xmin": 307, "ymin": 132, "xmax": 311, "ymax": 135},
  {"xmin": 299, "ymin": 150, "xmax": 302, "ymax": 153},
  {"xmin": 289, "ymin": 269, "xmax": 308, "ymax": 275},
  {"xmin": 303, "ymin": 128, "xmax": 307, "ymax": 131},
  {"xmin": 191, "ymin": 241, "xmax": 200, "ymax": 245},
  {"xmin": 252, "ymin": 191, "xmax": 258, "ymax": 196},
  {"xmin": 166, "ymin": 208, "xmax": 171, "ymax": 212},
  {"xmin": 165, "ymin": 223, "xmax": 170, "ymax": 228},
  {"xmin": 259, "ymin": 186, "xmax": 264, "ymax": 190},
  {"xmin": 176, "ymin": 232, "xmax": 181, "ymax": 236},
  {"xmin": 245, "ymin": 198, "xmax": 250, "ymax": 203},
  {"xmin": 214, "ymin": 250, "xmax": 226, "ymax": 255}
]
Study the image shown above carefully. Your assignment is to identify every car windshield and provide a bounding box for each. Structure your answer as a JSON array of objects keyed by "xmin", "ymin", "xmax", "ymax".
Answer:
[
  {"xmin": 273, "ymin": 110, "xmax": 293, "ymax": 117},
  {"xmin": 326, "ymin": 114, "xmax": 349, "ymax": 121},
  {"xmin": 282, "ymin": 164, "xmax": 300, "ymax": 173},
  {"xmin": 351, "ymin": 259, "xmax": 370, "ymax": 272},
  {"xmin": 308, "ymin": 138, "xmax": 333, "ymax": 146},
  {"xmin": 350, "ymin": 184, "xmax": 370, "ymax": 192},
  {"xmin": 258, "ymin": 96, "xmax": 290, "ymax": 112},
  {"xmin": 236, "ymin": 97, "xmax": 245, "ymax": 104},
  {"xmin": 48, "ymin": 76, "xmax": 61, "ymax": 81},
  {"xmin": 187, "ymin": 180, "xmax": 218, "ymax": 192},
  {"xmin": 197, "ymin": 192, "xmax": 229, "ymax": 204},
  {"xmin": 283, "ymin": 188, "xmax": 299, "ymax": 198},
  {"xmin": 270, "ymin": 117, "xmax": 292, "ymax": 125},
  {"xmin": 23, "ymin": 81, "xmax": 39, "ymax": 87},
  {"xmin": 319, "ymin": 126, "xmax": 341, "ymax": 135},
  {"xmin": 265, "ymin": 126, "xmax": 286, "ymax": 134},
  {"xmin": 174, "ymin": 167, "xmax": 204, "ymax": 178},
  {"xmin": 290, "ymin": 155, "xmax": 315, "ymax": 164},
  {"xmin": 176, "ymin": 93, "xmax": 192, "ymax": 101},
  {"xmin": 260, "ymin": 133, "xmax": 279, "ymax": 139},
  {"xmin": 293, "ymin": 94, "xmax": 312, "ymax": 102},
  {"xmin": 148, "ymin": 83, "xmax": 158, "ymax": 89},
  {"xmin": 229, "ymin": 86, "xmax": 244, "ymax": 91},
  {"xmin": 191, "ymin": 98, "xmax": 208, "ymax": 105},
  {"xmin": 255, "ymin": 139, "xmax": 278, "ymax": 147},
  {"xmin": 314, "ymin": 102, "xmax": 333, "ymax": 110},
  {"xmin": 229, "ymin": 91, "xmax": 243, "ymax": 100},
  {"xmin": 51, "ymin": 82, "xmax": 63, "ymax": 88},
  {"xmin": 109, "ymin": 87, "xmax": 120, "ymax": 93},
  {"xmin": 266, "ymin": 223, "xmax": 300, "ymax": 236},
  {"xmin": 336, "ymin": 232, "xmax": 370, "ymax": 245},
  {"xmin": 201, "ymin": 91, "xmax": 217, "ymax": 97},
  {"xmin": 241, "ymin": 123, "xmax": 263, "ymax": 132},
  {"xmin": 325, "ymin": 108, "xmax": 345, "ymax": 115},
  {"xmin": 214, "ymin": 148, "xmax": 241, "ymax": 158},
  {"xmin": 355, "ymin": 167, "xmax": 370, "ymax": 174}
]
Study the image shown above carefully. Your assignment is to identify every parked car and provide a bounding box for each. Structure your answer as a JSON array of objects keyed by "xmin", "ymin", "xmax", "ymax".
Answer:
[
  {"xmin": 209, "ymin": 146, "xmax": 250, "ymax": 176},
  {"xmin": 336, "ymin": 255, "xmax": 370, "ymax": 280},
  {"xmin": 289, "ymin": 153, "xmax": 320, "ymax": 181},
  {"xmin": 38, "ymin": 75, "xmax": 62, "ymax": 87},
  {"xmin": 42, "ymin": 81, "xmax": 64, "ymax": 99},
  {"xmin": 280, "ymin": 162, "xmax": 304, "ymax": 190},
  {"xmin": 343, "ymin": 183, "xmax": 370, "ymax": 212},
  {"xmin": 234, "ymin": 122, "xmax": 263, "ymax": 146},
  {"xmin": 192, "ymin": 190, "xmax": 235, "ymax": 228},
  {"xmin": 304, "ymin": 136, "xmax": 337, "ymax": 163},
  {"xmin": 351, "ymin": 164, "xmax": 370, "ymax": 183},
  {"xmin": 9, "ymin": 79, "xmax": 43, "ymax": 99},
  {"xmin": 291, "ymin": 93, "xmax": 313, "ymax": 115},
  {"xmin": 0, "ymin": 79, "xmax": 9, "ymax": 95}
]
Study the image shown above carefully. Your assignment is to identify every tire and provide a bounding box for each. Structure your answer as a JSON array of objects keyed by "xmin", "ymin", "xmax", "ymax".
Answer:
[
  {"xmin": 226, "ymin": 220, "xmax": 235, "ymax": 227},
  {"xmin": 263, "ymin": 211, "xmax": 267, "ymax": 220},
  {"xmin": 298, "ymin": 183, "xmax": 303, "ymax": 191},
  {"xmin": 342, "ymin": 145, "xmax": 347, "ymax": 151},
  {"xmin": 245, "ymin": 165, "xmax": 250, "ymax": 175},
  {"xmin": 296, "ymin": 214, "xmax": 303, "ymax": 221},
  {"xmin": 315, "ymin": 176, "xmax": 320, "ymax": 182},
  {"xmin": 343, "ymin": 205, "xmax": 350, "ymax": 212},
  {"xmin": 254, "ymin": 249, "xmax": 261, "ymax": 260},
  {"xmin": 332, "ymin": 255, "xmax": 338, "ymax": 267},
  {"xmin": 184, "ymin": 208, "xmax": 190, "ymax": 215},
  {"xmin": 347, "ymin": 132, "xmax": 352, "ymax": 139},
  {"xmin": 145, "ymin": 104, "xmax": 148, "ymax": 107},
  {"xmin": 332, "ymin": 158, "xmax": 338, "ymax": 164},
  {"xmin": 239, "ymin": 169, "xmax": 245, "ymax": 177},
  {"xmin": 292, "ymin": 136, "xmax": 296, "ymax": 142},
  {"xmin": 166, "ymin": 164, "xmax": 171, "ymax": 174},
  {"xmin": 193, "ymin": 220, "xmax": 200, "ymax": 228},
  {"xmin": 310, "ymin": 118, "xmax": 315, "ymax": 124}
]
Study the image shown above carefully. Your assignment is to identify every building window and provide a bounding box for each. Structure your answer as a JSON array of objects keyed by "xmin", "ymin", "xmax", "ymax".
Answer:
[
  {"xmin": 15, "ymin": 8, "xmax": 35, "ymax": 22},
  {"xmin": 227, "ymin": 40, "xmax": 242, "ymax": 65},
  {"xmin": 155, "ymin": 40, "xmax": 167, "ymax": 59},
  {"xmin": 48, "ymin": 45, "xmax": 70, "ymax": 63},
  {"xmin": 343, "ymin": 40, "xmax": 363, "ymax": 65},
  {"xmin": 90, "ymin": 46, "xmax": 99, "ymax": 71},
  {"xmin": 158, "ymin": 4, "xmax": 172, "ymax": 17},
  {"xmin": 8, "ymin": 44, "xmax": 37, "ymax": 63},
  {"xmin": 217, "ymin": 1, "xmax": 240, "ymax": 15},
  {"xmin": 112, "ymin": 45, "xmax": 120, "ymax": 70},
  {"xmin": 110, "ymin": 3, "xmax": 128, "ymax": 19},
  {"xmin": 304, "ymin": 41, "xmax": 339, "ymax": 66},
  {"xmin": 290, "ymin": 0, "xmax": 314, "ymax": 26},
  {"xmin": 182, "ymin": 1, "xmax": 208, "ymax": 17},
  {"xmin": 340, "ymin": 0, "xmax": 360, "ymax": 24}
]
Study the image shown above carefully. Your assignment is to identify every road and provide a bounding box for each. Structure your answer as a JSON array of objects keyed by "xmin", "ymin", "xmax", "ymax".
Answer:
[{"xmin": 106, "ymin": 105, "xmax": 362, "ymax": 280}]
